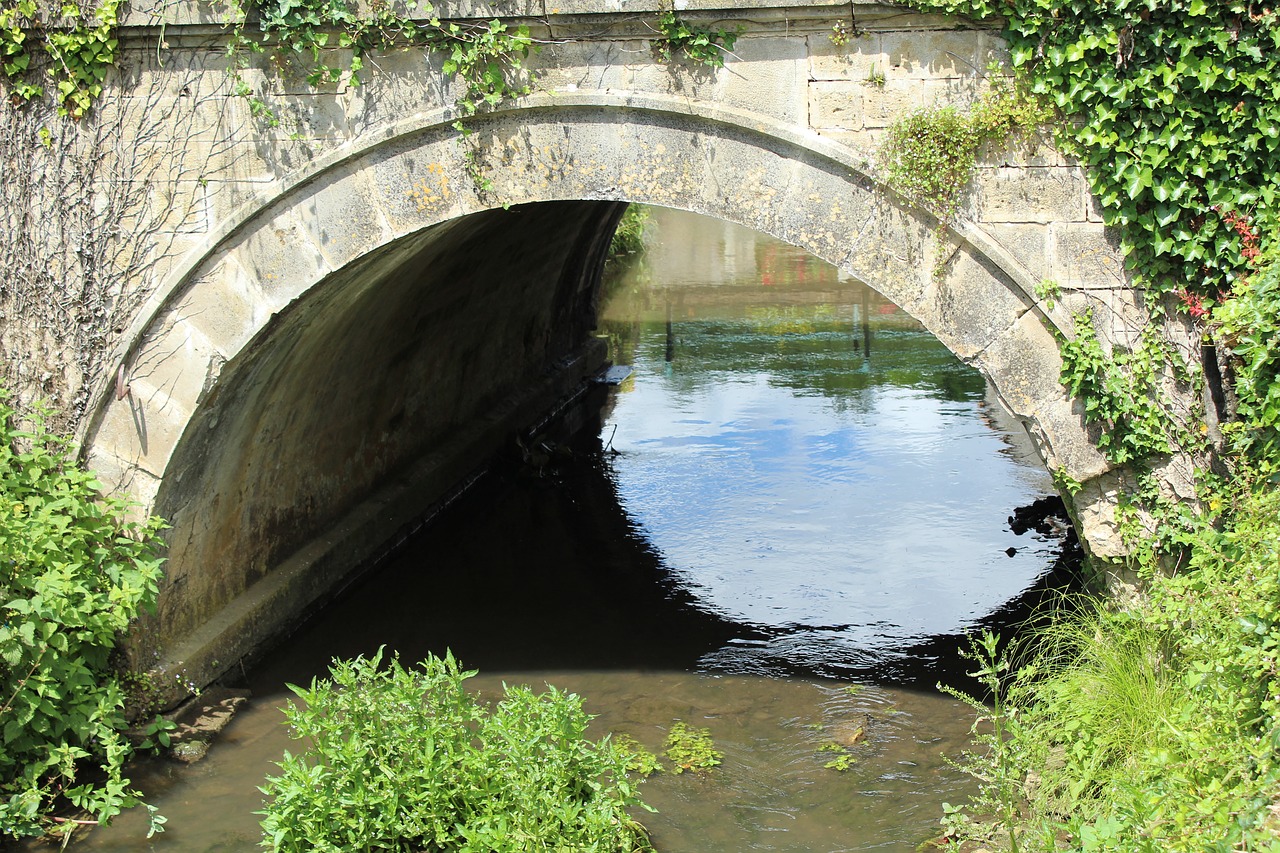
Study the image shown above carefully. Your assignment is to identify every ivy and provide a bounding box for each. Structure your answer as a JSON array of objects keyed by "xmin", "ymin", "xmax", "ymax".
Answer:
[
  {"xmin": 906, "ymin": 0, "xmax": 1280, "ymax": 309},
  {"xmin": 0, "ymin": 0, "xmax": 122, "ymax": 119},
  {"xmin": 1215, "ymin": 242, "xmax": 1280, "ymax": 476},
  {"xmin": 650, "ymin": 9, "xmax": 738, "ymax": 69},
  {"xmin": 228, "ymin": 0, "xmax": 534, "ymax": 130},
  {"xmin": 1058, "ymin": 313, "xmax": 1172, "ymax": 466}
]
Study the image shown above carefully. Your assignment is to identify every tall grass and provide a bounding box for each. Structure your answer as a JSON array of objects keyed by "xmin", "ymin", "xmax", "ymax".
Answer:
[
  {"xmin": 947, "ymin": 487, "xmax": 1280, "ymax": 851},
  {"xmin": 1009, "ymin": 603, "xmax": 1186, "ymax": 824}
]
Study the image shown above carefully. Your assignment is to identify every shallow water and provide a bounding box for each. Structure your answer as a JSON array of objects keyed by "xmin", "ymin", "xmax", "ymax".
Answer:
[{"xmin": 53, "ymin": 206, "xmax": 1070, "ymax": 852}]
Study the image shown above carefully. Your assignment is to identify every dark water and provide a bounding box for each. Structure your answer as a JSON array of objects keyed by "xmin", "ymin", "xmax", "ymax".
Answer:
[{"xmin": 56, "ymin": 207, "xmax": 1073, "ymax": 852}]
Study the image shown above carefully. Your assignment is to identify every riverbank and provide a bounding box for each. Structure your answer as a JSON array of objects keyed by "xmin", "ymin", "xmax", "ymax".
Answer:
[{"xmin": 938, "ymin": 245, "xmax": 1280, "ymax": 850}]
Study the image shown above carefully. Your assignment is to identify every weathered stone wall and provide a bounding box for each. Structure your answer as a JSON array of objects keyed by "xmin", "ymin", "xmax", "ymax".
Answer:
[{"xmin": 0, "ymin": 1, "xmax": 1190, "ymax": 694}]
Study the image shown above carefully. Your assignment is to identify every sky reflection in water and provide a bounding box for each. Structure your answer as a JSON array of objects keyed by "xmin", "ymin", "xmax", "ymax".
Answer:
[{"xmin": 599, "ymin": 206, "xmax": 1056, "ymax": 674}]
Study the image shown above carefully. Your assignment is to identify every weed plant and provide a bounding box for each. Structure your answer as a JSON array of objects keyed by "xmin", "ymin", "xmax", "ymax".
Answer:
[
  {"xmin": 258, "ymin": 649, "xmax": 654, "ymax": 852},
  {"xmin": 663, "ymin": 721, "xmax": 722, "ymax": 774},
  {"xmin": 0, "ymin": 393, "xmax": 166, "ymax": 841},
  {"xmin": 880, "ymin": 70, "xmax": 1050, "ymax": 224}
]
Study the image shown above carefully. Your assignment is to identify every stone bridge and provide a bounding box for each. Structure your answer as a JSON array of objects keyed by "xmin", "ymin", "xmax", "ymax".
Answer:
[{"xmin": 5, "ymin": 0, "xmax": 1183, "ymax": 696}]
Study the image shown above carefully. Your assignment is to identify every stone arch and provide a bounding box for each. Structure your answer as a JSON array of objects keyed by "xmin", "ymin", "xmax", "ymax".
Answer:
[{"xmin": 79, "ymin": 96, "xmax": 1111, "ymax": 690}]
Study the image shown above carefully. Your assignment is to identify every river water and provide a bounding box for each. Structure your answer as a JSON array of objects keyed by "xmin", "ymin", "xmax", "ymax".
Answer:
[{"xmin": 58, "ymin": 207, "xmax": 1072, "ymax": 852}]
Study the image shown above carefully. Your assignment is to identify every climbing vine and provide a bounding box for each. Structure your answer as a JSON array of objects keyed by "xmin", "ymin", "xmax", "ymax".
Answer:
[
  {"xmin": 0, "ymin": 0, "xmax": 122, "ymax": 119},
  {"xmin": 1057, "ymin": 314, "xmax": 1173, "ymax": 466},
  {"xmin": 226, "ymin": 0, "xmax": 534, "ymax": 130},
  {"xmin": 906, "ymin": 0, "xmax": 1280, "ymax": 311},
  {"xmin": 649, "ymin": 8, "xmax": 738, "ymax": 68}
]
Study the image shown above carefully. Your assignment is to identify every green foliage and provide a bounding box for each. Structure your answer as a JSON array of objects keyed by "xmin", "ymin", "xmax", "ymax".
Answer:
[
  {"xmin": 613, "ymin": 734, "xmax": 664, "ymax": 777},
  {"xmin": 662, "ymin": 721, "xmax": 722, "ymax": 774},
  {"xmin": 609, "ymin": 204, "xmax": 651, "ymax": 260},
  {"xmin": 0, "ymin": 394, "xmax": 166, "ymax": 840},
  {"xmin": 229, "ymin": 0, "xmax": 533, "ymax": 133},
  {"xmin": 258, "ymin": 649, "xmax": 654, "ymax": 852},
  {"xmin": 880, "ymin": 71, "xmax": 1051, "ymax": 223},
  {"xmin": 937, "ymin": 632, "xmax": 1023, "ymax": 853},
  {"xmin": 881, "ymin": 104, "xmax": 979, "ymax": 221},
  {"xmin": 0, "ymin": 0, "xmax": 123, "ymax": 118},
  {"xmin": 1057, "ymin": 314, "xmax": 1172, "ymax": 465},
  {"xmin": 1216, "ymin": 246, "xmax": 1280, "ymax": 474},
  {"xmin": 650, "ymin": 9, "xmax": 738, "ymax": 69},
  {"xmin": 947, "ymin": 487, "xmax": 1280, "ymax": 852},
  {"xmin": 907, "ymin": 0, "xmax": 1280, "ymax": 307},
  {"xmin": 1013, "ymin": 604, "xmax": 1185, "ymax": 824}
]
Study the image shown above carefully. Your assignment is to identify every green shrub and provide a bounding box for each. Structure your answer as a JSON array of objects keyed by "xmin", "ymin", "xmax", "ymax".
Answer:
[
  {"xmin": 943, "ymin": 483, "xmax": 1280, "ymax": 851},
  {"xmin": 0, "ymin": 393, "xmax": 166, "ymax": 840},
  {"xmin": 258, "ymin": 650, "xmax": 654, "ymax": 852}
]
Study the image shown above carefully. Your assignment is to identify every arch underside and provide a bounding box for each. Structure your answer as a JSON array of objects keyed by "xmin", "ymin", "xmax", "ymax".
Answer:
[{"xmin": 83, "ymin": 104, "xmax": 1110, "ymax": 690}]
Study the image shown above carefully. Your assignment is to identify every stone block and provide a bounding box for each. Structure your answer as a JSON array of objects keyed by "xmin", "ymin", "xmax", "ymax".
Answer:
[
  {"xmin": 289, "ymin": 166, "xmax": 393, "ymax": 272},
  {"xmin": 532, "ymin": 40, "xmax": 641, "ymax": 95},
  {"xmin": 775, "ymin": 171, "xmax": 881, "ymax": 266},
  {"xmin": 809, "ymin": 80, "xmax": 864, "ymax": 130},
  {"xmin": 1047, "ymin": 222, "xmax": 1129, "ymax": 291},
  {"xmin": 709, "ymin": 35, "xmax": 808, "ymax": 126},
  {"xmin": 226, "ymin": 208, "xmax": 336, "ymax": 313},
  {"xmin": 860, "ymin": 78, "xmax": 927, "ymax": 129},
  {"xmin": 983, "ymin": 222, "xmax": 1048, "ymax": 283},
  {"xmin": 976, "ymin": 310, "xmax": 1110, "ymax": 481},
  {"xmin": 840, "ymin": 198, "xmax": 935, "ymax": 311},
  {"xmin": 908, "ymin": 245, "xmax": 1030, "ymax": 360},
  {"xmin": 976, "ymin": 136, "xmax": 1073, "ymax": 169},
  {"xmin": 881, "ymin": 29, "xmax": 985, "ymax": 79},
  {"xmin": 81, "ymin": 447, "xmax": 152, "ymax": 505},
  {"xmin": 978, "ymin": 31, "xmax": 1012, "ymax": 71},
  {"xmin": 1086, "ymin": 188, "xmax": 1107, "ymax": 223},
  {"xmin": 921, "ymin": 76, "xmax": 982, "ymax": 109},
  {"xmin": 808, "ymin": 32, "xmax": 886, "ymax": 82},
  {"xmin": 129, "ymin": 315, "xmax": 224, "ymax": 419},
  {"xmin": 170, "ymin": 260, "xmax": 262, "ymax": 359},
  {"xmin": 120, "ymin": 0, "xmax": 229, "ymax": 27},
  {"xmin": 1071, "ymin": 468, "xmax": 1134, "ymax": 561},
  {"xmin": 93, "ymin": 381, "xmax": 192, "ymax": 481},
  {"xmin": 974, "ymin": 165, "xmax": 1089, "ymax": 224}
]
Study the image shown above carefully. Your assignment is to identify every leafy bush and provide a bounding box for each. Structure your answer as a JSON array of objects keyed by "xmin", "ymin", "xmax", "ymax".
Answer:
[
  {"xmin": 1021, "ymin": 486, "xmax": 1280, "ymax": 851},
  {"xmin": 0, "ymin": 393, "xmax": 165, "ymax": 840},
  {"xmin": 258, "ymin": 650, "xmax": 654, "ymax": 852}
]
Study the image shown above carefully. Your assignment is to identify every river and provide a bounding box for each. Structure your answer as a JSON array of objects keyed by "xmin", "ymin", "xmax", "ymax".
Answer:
[{"xmin": 55, "ymin": 206, "xmax": 1074, "ymax": 852}]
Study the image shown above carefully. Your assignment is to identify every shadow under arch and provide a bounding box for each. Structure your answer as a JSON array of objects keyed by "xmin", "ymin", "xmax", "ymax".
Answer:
[{"xmin": 76, "ymin": 98, "xmax": 1107, "ymax": 694}]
